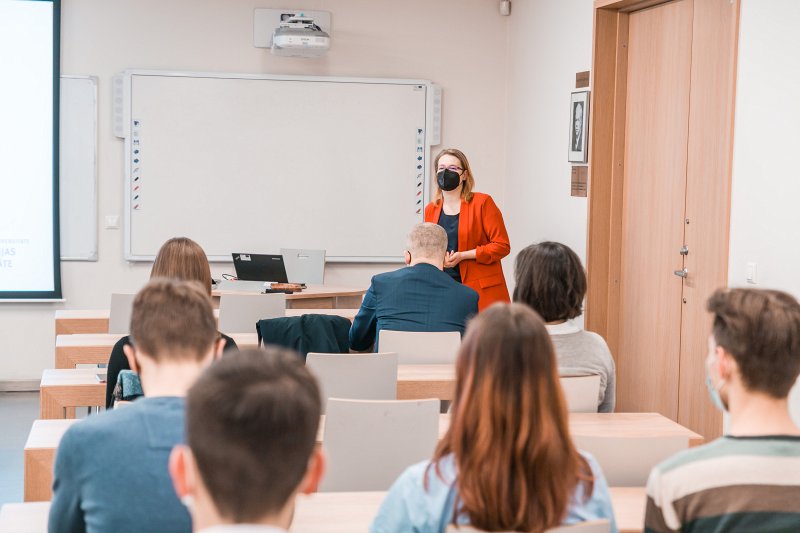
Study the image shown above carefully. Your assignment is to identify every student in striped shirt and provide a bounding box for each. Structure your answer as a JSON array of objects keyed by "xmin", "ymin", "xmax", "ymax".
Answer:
[{"xmin": 645, "ymin": 288, "xmax": 800, "ymax": 533}]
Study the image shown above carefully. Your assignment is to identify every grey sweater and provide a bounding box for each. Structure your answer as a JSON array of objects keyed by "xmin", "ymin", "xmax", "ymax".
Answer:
[{"xmin": 547, "ymin": 321, "xmax": 616, "ymax": 413}]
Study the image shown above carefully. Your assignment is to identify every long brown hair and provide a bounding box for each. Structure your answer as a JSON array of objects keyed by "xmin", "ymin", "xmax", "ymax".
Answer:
[
  {"xmin": 150, "ymin": 237, "xmax": 213, "ymax": 296},
  {"xmin": 433, "ymin": 148, "xmax": 475, "ymax": 204},
  {"xmin": 430, "ymin": 303, "xmax": 594, "ymax": 531}
]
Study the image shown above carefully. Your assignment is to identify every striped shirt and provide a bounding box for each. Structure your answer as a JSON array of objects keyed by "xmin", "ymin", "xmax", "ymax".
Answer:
[{"xmin": 644, "ymin": 435, "xmax": 800, "ymax": 532}]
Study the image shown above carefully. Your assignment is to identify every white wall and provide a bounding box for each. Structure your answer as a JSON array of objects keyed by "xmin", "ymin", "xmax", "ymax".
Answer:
[
  {"xmin": 728, "ymin": 0, "xmax": 800, "ymax": 295},
  {"xmin": 0, "ymin": 0, "xmax": 509, "ymax": 381},
  {"xmin": 503, "ymin": 0, "xmax": 594, "ymax": 308}
]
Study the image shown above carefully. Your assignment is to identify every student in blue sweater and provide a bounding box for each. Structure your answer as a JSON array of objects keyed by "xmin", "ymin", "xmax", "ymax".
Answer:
[{"xmin": 49, "ymin": 279, "xmax": 225, "ymax": 533}]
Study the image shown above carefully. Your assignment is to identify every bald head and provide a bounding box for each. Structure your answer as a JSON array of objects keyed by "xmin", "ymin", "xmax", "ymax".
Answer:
[{"xmin": 405, "ymin": 223, "xmax": 447, "ymax": 269}]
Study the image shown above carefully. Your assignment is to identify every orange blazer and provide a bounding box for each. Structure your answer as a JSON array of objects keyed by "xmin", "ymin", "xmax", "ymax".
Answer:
[{"xmin": 425, "ymin": 192, "xmax": 511, "ymax": 310}]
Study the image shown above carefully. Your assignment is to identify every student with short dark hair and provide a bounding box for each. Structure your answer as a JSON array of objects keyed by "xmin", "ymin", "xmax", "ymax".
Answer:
[
  {"xmin": 514, "ymin": 241, "xmax": 616, "ymax": 412},
  {"xmin": 169, "ymin": 348, "xmax": 325, "ymax": 532},
  {"xmin": 49, "ymin": 279, "xmax": 225, "ymax": 533},
  {"xmin": 645, "ymin": 288, "xmax": 800, "ymax": 532},
  {"xmin": 371, "ymin": 304, "xmax": 616, "ymax": 532}
]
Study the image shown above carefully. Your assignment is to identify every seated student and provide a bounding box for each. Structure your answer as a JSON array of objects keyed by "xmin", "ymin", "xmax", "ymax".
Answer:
[
  {"xmin": 645, "ymin": 288, "xmax": 800, "ymax": 532},
  {"xmin": 168, "ymin": 348, "xmax": 325, "ymax": 533},
  {"xmin": 349, "ymin": 223, "xmax": 479, "ymax": 351},
  {"xmin": 513, "ymin": 241, "xmax": 616, "ymax": 412},
  {"xmin": 49, "ymin": 279, "xmax": 225, "ymax": 533},
  {"xmin": 371, "ymin": 303, "xmax": 616, "ymax": 533},
  {"xmin": 106, "ymin": 236, "xmax": 238, "ymax": 408}
]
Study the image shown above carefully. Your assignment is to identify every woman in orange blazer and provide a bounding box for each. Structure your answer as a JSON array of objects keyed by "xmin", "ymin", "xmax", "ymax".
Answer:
[{"xmin": 424, "ymin": 148, "xmax": 510, "ymax": 310}]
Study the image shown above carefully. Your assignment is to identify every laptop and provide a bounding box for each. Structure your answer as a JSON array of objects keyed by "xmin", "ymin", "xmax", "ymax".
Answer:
[{"xmin": 232, "ymin": 253, "xmax": 289, "ymax": 283}]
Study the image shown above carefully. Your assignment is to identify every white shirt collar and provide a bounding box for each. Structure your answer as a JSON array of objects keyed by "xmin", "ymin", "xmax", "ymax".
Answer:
[{"xmin": 545, "ymin": 319, "xmax": 581, "ymax": 335}]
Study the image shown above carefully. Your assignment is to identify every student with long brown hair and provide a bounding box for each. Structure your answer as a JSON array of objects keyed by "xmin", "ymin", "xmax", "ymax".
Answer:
[
  {"xmin": 371, "ymin": 303, "xmax": 616, "ymax": 533},
  {"xmin": 105, "ymin": 237, "xmax": 238, "ymax": 407}
]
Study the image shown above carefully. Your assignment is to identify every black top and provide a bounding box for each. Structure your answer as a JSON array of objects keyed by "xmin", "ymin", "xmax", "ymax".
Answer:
[
  {"xmin": 437, "ymin": 211, "xmax": 462, "ymax": 283},
  {"xmin": 104, "ymin": 332, "xmax": 238, "ymax": 409}
]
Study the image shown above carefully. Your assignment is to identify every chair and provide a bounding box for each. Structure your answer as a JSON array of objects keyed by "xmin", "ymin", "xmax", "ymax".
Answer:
[
  {"xmin": 559, "ymin": 375, "xmax": 601, "ymax": 413},
  {"xmin": 218, "ymin": 293, "xmax": 286, "ymax": 333},
  {"xmin": 281, "ymin": 248, "xmax": 326, "ymax": 284},
  {"xmin": 446, "ymin": 519, "xmax": 611, "ymax": 533},
  {"xmin": 306, "ymin": 352, "xmax": 398, "ymax": 413},
  {"xmin": 572, "ymin": 434, "xmax": 688, "ymax": 486},
  {"xmin": 378, "ymin": 330, "xmax": 461, "ymax": 364},
  {"xmin": 108, "ymin": 293, "xmax": 136, "ymax": 334},
  {"xmin": 319, "ymin": 398, "xmax": 439, "ymax": 492}
]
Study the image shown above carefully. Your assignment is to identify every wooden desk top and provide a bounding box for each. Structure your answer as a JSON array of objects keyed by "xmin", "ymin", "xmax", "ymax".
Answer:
[
  {"xmin": 55, "ymin": 332, "xmax": 261, "ymax": 350},
  {"xmin": 213, "ymin": 285, "xmax": 366, "ymax": 300},
  {"xmin": 0, "ymin": 488, "xmax": 646, "ymax": 532},
  {"xmin": 25, "ymin": 419, "xmax": 78, "ymax": 449},
  {"xmin": 54, "ymin": 308, "xmax": 358, "ymax": 335}
]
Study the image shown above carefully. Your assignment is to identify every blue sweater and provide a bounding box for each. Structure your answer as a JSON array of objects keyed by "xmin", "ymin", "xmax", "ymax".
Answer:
[{"xmin": 49, "ymin": 397, "xmax": 190, "ymax": 533}]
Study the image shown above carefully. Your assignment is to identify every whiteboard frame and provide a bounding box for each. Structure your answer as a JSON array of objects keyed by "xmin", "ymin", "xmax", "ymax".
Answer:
[
  {"xmin": 60, "ymin": 75, "xmax": 99, "ymax": 261},
  {"xmin": 122, "ymin": 69, "xmax": 438, "ymax": 263}
]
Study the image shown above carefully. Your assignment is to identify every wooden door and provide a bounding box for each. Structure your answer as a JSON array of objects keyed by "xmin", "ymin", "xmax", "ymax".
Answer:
[
  {"xmin": 587, "ymin": 0, "xmax": 739, "ymax": 440},
  {"xmin": 616, "ymin": 0, "xmax": 694, "ymax": 417}
]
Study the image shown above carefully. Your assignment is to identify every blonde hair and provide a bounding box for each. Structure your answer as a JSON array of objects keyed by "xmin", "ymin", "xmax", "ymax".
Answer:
[
  {"xmin": 150, "ymin": 237, "xmax": 213, "ymax": 296},
  {"xmin": 406, "ymin": 223, "xmax": 447, "ymax": 261},
  {"xmin": 433, "ymin": 148, "xmax": 475, "ymax": 204}
]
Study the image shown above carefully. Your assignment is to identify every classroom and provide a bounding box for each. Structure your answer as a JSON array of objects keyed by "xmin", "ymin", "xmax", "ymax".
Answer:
[{"xmin": 2, "ymin": 0, "xmax": 800, "ymax": 532}]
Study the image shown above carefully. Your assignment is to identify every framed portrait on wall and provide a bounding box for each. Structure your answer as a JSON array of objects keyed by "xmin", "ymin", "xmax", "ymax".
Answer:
[{"xmin": 568, "ymin": 90, "xmax": 590, "ymax": 163}]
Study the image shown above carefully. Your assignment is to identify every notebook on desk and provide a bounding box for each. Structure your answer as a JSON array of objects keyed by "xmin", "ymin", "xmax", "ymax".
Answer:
[{"xmin": 232, "ymin": 253, "xmax": 289, "ymax": 283}]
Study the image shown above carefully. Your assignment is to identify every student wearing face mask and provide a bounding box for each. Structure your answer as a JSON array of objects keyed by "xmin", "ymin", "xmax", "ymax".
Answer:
[
  {"xmin": 424, "ymin": 148, "xmax": 510, "ymax": 310},
  {"xmin": 644, "ymin": 288, "xmax": 800, "ymax": 533}
]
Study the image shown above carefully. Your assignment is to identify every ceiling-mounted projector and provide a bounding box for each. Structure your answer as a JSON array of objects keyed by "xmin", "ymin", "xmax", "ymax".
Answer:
[{"xmin": 272, "ymin": 14, "xmax": 330, "ymax": 57}]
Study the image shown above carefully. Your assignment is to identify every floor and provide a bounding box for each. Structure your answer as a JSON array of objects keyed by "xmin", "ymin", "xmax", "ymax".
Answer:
[{"xmin": 0, "ymin": 392, "xmax": 39, "ymax": 506}]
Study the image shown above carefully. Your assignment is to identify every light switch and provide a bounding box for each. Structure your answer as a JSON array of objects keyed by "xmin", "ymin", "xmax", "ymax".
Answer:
[
  {"xmin": 105, "ymin": 215, "xmax": 120, "ymax": 229},
  {"xmin": 746, "ymin": 262, "xmax": 757, "ymax": 284}
]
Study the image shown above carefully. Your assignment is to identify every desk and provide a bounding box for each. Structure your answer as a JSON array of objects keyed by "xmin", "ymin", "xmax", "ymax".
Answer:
[
  {"xmin": 55, "ymin": 332, "xmax": 259, "ymax": 369},
  {"xmin": 213, "ymin": 285, "xmax": 365, "ymax": 310},
  {"xmin": 24, "ymin": 420, "xmax": 78, "ymax": 501},
  {"xmin": 39, "ymin": 364, "xmax": 454, "ymax": 418},
  {"xmin": 55, "ymin": 308, "xmax": 359, "ymax": 337},
  {"xmin": 0, "ymin": 487, "xmax": 647, "ymax": 532},
  {"xmin": 25, "ymin": 411, "xmax": 699, "ymax": 501}
]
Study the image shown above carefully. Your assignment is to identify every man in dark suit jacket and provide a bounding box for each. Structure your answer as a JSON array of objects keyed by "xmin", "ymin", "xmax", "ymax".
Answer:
[{"xmin": 349, "ymin": 223, "xmax": 479, "ymax": 351}]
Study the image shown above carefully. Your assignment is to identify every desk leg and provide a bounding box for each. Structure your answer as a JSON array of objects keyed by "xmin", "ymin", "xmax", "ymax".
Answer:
[
  {"xmin": 24, "ymin": 449, "xmax": 55, "ymax": 502},
  {"xmin": 40, "ymin": 389, "xmax": 65, "ymax": 419}
]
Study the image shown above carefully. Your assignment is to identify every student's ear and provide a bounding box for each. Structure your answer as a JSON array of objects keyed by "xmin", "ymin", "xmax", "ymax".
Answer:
[
  {"xmin": 716, "ymin": 346, "xmax": 735, "ymax": 381},
  {"xmin": 168, "ymin": 445, "xmax": 197, "ymax": 502},
  {"xmin": 123, "ymin": 344, "xmax": 140, "ymax": 374},
  {"xmin": 403, "ymin": 250, "xmax": 412, "ymax": 266},
  {"xmin": 299, "ymin": 448, "xmax": 326, "ymax": 495},
  {"xmin": 214, "ymin": 337, "xmax": 226, "ymax": 360}
]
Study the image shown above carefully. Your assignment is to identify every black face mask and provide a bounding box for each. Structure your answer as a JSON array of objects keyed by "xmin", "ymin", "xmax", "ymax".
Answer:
[{"xmin": 437, "ymin": 169, "xmax": 461, "ymax": 192}]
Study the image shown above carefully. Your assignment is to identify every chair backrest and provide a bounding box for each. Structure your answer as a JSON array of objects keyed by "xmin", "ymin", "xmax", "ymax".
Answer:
[
  {"xmin": 218, "ymin": 292, "xmax": 286, "ymax": 333},
  {"xmin": 281, "ymin": 248, "xmax": 326, "ymax": 284},
  {"xmin": 320, "ymin": 398, "xmax": 439, "ymax": 492},
  {"xmin": 306, "ymin": 352, "xmax": 398, "ymax": 413},
  {"xmin": 108, "ymin": 293, "xmax": 136, "ymax": 334},
  {"xmin": 572, "ymin": 434, "xmax": 688, "ymax": 486},
  {"xmin": 378, "ymin": 330, "xmax": 461, "ymax": 364},
  {"xmin": 445, "ymin": 519, "xmax": 611, "ymax": 533},
  {"xmin": 559, "ymin": 375, "xmax": 601, "ymax": 413}
]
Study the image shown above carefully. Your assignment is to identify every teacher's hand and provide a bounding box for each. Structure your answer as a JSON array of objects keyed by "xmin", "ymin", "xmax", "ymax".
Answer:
[{"xmin": 444, "ymin": 251, "xmax": 462, "ymax": 269}]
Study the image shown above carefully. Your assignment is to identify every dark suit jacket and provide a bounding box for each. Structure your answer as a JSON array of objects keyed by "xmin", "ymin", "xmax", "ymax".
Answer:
[{"xmin": 349, "ymin": 263, "xmax": 479, "ymax": 351}]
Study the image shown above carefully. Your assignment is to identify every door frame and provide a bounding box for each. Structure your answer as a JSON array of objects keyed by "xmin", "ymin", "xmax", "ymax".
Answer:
[{"xmin": 585, "ymin": 0, "xmax": 739, "ymax": 358}]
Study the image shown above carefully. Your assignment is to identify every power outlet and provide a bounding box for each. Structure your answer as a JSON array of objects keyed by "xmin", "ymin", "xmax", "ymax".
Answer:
[{"xmin": 746, "ymin": 262, "xmax": 757, "ymax": 284}]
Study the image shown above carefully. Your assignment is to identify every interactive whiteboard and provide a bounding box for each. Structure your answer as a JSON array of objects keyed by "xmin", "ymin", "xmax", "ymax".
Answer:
[{"xmin": 123, "ymin": 71, "xmax": 439, "ymax": 262}]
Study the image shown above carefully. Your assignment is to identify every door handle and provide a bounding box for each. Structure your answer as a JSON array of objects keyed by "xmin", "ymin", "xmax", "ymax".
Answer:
[{"xmin": 674, "ymin": 268, "xmax": 688, "ymax": 278}]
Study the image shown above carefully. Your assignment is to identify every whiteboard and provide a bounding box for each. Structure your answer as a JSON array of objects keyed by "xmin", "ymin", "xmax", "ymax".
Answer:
[
  {"xmin": 60, "ymin": 75, "xmax": 98, "ymax": 261},
  {"xmin": 123, "ymin": 71, "xmax": 437, "ymax": 262}
]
